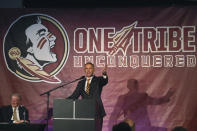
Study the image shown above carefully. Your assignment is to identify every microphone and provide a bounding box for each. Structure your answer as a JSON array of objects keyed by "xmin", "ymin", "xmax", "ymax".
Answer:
[
  {"xmin": 23, "ymin": 110, "xmax": 26, "ymax": 121},
  {"xmin": 21, "ymin": 105, "xmax": 27, "ymax": 123},
  {"xmin": 77, "ymin": 76, "xmax": 85, "ymax": 80}
]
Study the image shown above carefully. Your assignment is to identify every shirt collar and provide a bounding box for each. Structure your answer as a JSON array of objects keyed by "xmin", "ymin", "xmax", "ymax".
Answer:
[
  {"xmin": 12, "ymin": 106, "xmax": 19, "ymax": 110},
  {"xmin": 86, "ymin": 75, "xmax": 94, "ymax": 80}
]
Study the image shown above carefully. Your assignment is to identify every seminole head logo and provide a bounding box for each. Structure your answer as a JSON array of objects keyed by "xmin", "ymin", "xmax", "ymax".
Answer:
[{"xmin": 3, "ymin": 14, "xmax": 69, "ymax": 83}]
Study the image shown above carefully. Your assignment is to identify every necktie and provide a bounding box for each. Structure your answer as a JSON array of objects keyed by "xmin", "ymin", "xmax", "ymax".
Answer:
[
  {"xmin": 86, "ymin": 78, "xmax": 91, "ymax": 95},
  {"xmin": 13, "ymin": 107, "xmax": 18, "ymax": 121}
]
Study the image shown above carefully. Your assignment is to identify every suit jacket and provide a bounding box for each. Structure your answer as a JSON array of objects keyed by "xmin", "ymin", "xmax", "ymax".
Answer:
[
  {"xmin": 0, "ymin": 105, "xmax": 29, "ymax": 123},
  {"xmin": 68, "ymin": 75, "xmax": 108, "ymax": 118}
]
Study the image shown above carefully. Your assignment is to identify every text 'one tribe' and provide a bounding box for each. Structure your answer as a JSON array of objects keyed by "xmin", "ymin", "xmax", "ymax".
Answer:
[{"xmin": 74, "ymin": 22, "xmax": 196, "ymax": 55}]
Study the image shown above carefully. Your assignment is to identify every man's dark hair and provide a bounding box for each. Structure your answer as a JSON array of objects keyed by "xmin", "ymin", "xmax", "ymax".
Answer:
[
  {"xmin": 5, "ymin": 15, "xmax": 40, "ymax": 58},
  {"xmin": 4, "ymin": 15, "xmax": 41, "ymax": 75},
  {"xmin": 172, "ymin": 126, "xmax": 187, "ymax": 131},
  {"xmin": 112, "ymin": 122, "xmax": 132, "ymax": 131}
]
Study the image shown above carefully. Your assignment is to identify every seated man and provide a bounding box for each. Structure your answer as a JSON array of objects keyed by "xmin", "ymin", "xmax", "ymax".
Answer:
[{"xmin": 0, "ymin": 93, "xmax": 29, "ymax": 124}]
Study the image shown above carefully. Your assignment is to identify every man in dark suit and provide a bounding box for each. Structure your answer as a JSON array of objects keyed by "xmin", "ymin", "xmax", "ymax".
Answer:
[
  {"xmin": 68, "ymin": 62, "xmax": 108, "ymax": 131},
  {"xmin": 0, "ymin": 93, "xmax": 29, "ymax": 124}
]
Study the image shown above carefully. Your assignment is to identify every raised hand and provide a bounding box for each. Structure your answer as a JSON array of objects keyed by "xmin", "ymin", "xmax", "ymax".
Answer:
[{"xmin": 102, "ymin": 65, "xmax": 108, "ymax": 76}]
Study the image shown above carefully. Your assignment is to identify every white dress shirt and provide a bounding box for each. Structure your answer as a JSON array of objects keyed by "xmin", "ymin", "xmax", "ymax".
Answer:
[
  {"xmin": 84, "ymin": 75, "xmax": 107, "ymax": 91},
  {"xmin": 84, "ymin": 76, "xmax": 93, "ymax": 91},
  {"xmin": 11, "ymin": 106, "xmax": 20, "ymax": 122}
]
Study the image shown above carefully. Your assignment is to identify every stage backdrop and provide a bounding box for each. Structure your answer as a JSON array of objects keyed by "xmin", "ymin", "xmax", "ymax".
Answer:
[{"xmin": 0, "ymin": 7, "xmax": 197, "ymax": 131}]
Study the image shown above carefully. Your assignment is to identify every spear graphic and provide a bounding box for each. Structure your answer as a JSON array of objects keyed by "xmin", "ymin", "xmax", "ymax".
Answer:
[{"xmin": 109, "ymin": 21, "xmax": 138, "ymax": 55}]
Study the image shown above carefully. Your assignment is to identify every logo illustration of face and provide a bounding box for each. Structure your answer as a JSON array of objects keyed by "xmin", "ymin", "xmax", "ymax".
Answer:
[
  {"xmin": 3, "ymin": 14, "xmax": 70, "ymax": 83},
  {"xmin": 25, "ymin": 23, "xmax": 57, "ymax": 65}
]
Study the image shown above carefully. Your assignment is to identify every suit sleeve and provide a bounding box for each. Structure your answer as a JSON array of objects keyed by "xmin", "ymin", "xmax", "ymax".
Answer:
[
  {"xmin": 16, "ymin": 106, "xmax": 30, "ymax": 123},
  {"xmin": 0, "ymin": 106, "xmax": 12, "ymax": 123},
  {"xmin": 67, "ymin": 82, "xmax": 81, "ymax": 100},
  {"xmin": 99, "ymin": 75, "xmax": 108, "ymax": 87},
  {"xmin": 24, "ymin": 107, "xmax": 30, "ymax": 122}
]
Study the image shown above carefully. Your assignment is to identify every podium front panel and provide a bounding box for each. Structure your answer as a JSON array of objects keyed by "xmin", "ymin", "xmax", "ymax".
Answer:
[
  {"xmin": 53, "ymin": 99, "xmax": 73, "ymax": 118},
  {"xmin": 53, "ymin": 99, "xmax": 96, "ymax": 131},
  {"xmin": 75, "ymin": 99, "xmax": 95, "ymax": 118}
]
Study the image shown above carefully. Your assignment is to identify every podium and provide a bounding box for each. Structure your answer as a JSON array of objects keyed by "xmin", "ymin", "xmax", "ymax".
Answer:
[{"xmin": 53, "ymin": 99, "xmax": 97, "ymax": 131}]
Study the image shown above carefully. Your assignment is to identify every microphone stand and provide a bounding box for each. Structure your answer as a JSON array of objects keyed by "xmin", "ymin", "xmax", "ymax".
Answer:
[
  {"xmin": 40, "ymin": 76, "xmax": 84, "ymax": 131},
  {"xmin": 23, "ymin": 111, "xmax": 26, "ymax": 123}
]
